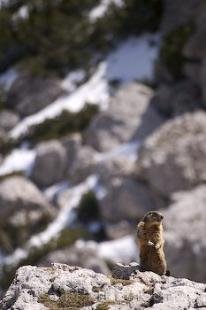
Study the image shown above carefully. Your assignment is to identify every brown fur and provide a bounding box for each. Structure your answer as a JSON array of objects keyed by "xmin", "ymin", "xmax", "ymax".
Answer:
[{"xmin": 137, "ymin": 211, "xmax": 167, "ymax": 275}]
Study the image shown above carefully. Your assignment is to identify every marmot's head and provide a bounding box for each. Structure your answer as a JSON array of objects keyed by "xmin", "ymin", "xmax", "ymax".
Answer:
[{"xmin": 143, "ymin": 211, "xmax": 163, "ymax": 224}]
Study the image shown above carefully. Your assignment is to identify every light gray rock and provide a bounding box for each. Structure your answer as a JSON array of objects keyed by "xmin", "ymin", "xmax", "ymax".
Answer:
[
  {"xmin": 7, "ymin": 73, "xmax": 64, "ymax": 117},
  {"xmin": 31, "ymin": 140, "xmax": 68, "ymax": 187},
  {"xmin": 67, "ymin": 145, "xmax": 98, "ymax": 184},
  {"xmin": 85, "ymin": 83, "xmax": 164, "ymax": 152},
  {"xmin": 0, "ymin": 110, "xmax": 19, "ymax": 131},
  {"xmin": 136, "ymin": 111, "xmax": 206, "ymax": 197},
  {"xmin": 164, "ymin": 185, "xmax": 206, "ymax": 282},
  {"xmin": 100, "ymin": 177, "xmax": 162, "ymax": 222},
  {"xmin": 41, "ymin": 245, "xmax": 110, "ymax": 275},
  {"xmin": 0, "ymin": 176, "xmax": 53, "ymax": 251},
  {"xmin": 1, "ymin": 264, "xmax": 206, "ymax": 310}
]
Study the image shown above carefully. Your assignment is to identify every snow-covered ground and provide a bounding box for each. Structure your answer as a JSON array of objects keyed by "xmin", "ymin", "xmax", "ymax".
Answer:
[
  {"xmin": 0, "ymin": 147, "xmax": 36, "ymax": 177},
  {"xmin": 75, "ymin": 235, "xmax": 138, "ymax": 264},
  {"xmin": 10, "ymin": 34, "xmax": 159, "ymax": 140},
  {"xmin": 95, "ymin": 141, "xmax": 140, "ymax": 163},
  {"xmin": 89, "ymin": 0, "xmax": 124, "ymax": 21},
  {"xmin": 106, "ymin": 35, "xmax": 159, "ymax": 81},
  {"xmin": 61, "ymin": 69, "xmax": 86, "ymax": 93}
]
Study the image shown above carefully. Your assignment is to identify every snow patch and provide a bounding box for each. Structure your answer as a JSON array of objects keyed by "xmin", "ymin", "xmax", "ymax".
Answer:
[
  {"xmin": 105, "ymin": 35, "xmax": 159, "ymax": 82},
  {"xmin": 44, "ymin": 181, "xmax": 70, "ymax": 202},
  {"xmin": 0, "ymin": 147, "xmax": 36, "ymax": 177},
  {"xmin": 10, "ymin": 63, "xmax": 109, "ymax": 139},
  {"xmin": 98, "ymin": 235, "xmax": 138, "ymax": 263},
  {"xmin": 75, "ymin": 235, "xmax": 138, "ymax": 264},
  {"xmin": 13, "ymin": 5, "xmax": 29, "ymax": 20},
  {"xmin": 95, "ymin": 141, "xmax": 140, "ymax": 163},
  {"xmin": 89, "ymin": 0, "xmax": 124, "ymax": 21},
  {"xmin": 61, "ymin": 70, "xmax": 86, "ymax": 93}
]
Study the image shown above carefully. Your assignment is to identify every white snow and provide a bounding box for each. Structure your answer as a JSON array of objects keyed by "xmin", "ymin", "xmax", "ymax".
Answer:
[
  {"xmin": 98, "ymin": 235, "xmax": 138, "ymax": 263},
  {"xmin": 0, "ymin": 68, "xmax": 18, "ymax": 91},
  {"xmin": 105, "ymin": 35, "xmax": 159, "ymax": 82},
  {"xmin": 13, "ymin": 5, "xmax": 29, "ymax": 20},
  {"xmin": 95, "ymin": 141, "xmax": 140, "ymax": 163},
  {"xmin": 44, "ymin": 181, "xmax": 70, "ymax": 202},
  {"xmin": 0, "ymin": 147, "xmax": 36, "ymax": 177},
  {"xmin": 75, "ymin": 235, "xmax": 138, "ymax": 264},
  {"xmin": 10, "ymin": 63, "xmax": 109, "ymax": 139},
  {"xmin": 61, "ymin": 69, "xmax": 86, "ymax": 93},
  {"xmin": 89, "ymin": 0, "xmax": 124, "ymax": 21}
]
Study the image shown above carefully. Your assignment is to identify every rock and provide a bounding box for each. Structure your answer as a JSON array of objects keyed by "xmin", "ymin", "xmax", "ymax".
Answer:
[
  {"xmin": 183, "ymin": 19, "xmax": 206, "ymax": 60},
  {"xmin": 0, "ymin": 110, "xmax": 19, "ymax": 131},
  {"xmin": 0, "ymin": 176, "xmax": 53, "ymax": 252},
  {"xmin": 1, "ymin": 264, "xmax": 206, "ymax": 310},
  {"xmin": 6, "ymin": 73, "xmax": 64, "ymax": 117},
  {"xmin": 200, "ymin": 58, "xmax": 206, "ymax": 103},
  {"xmin": 67, "ymin": 146, "xmax": 98, "ymax": 184},
  {"xmin": 100, "ymin": 177, "xmax": 162, "ymax": 222},
  {"xmin": 151, "ymin": 80, "xmax": 201, "ymax": 117},
  {"xmin": 41, "ymin": 244, "xmax": 110, "ymax": 275},
  {"xmin": 164, "ymin": 185, "xmax": 206, "ymax": 282},
  {"xmin": 61, "ymin": 133, "xmax": 82, "ymax": 166},
  {"xmin": 84, "ymin": 83, "xmax": 164, "ymax": 152},
  {"xmin": 161, "ymin": 0, "xmax": 203, "ymax": 34},
  {"xmin": 31, "ymin": 140, "xmax": 68, "ymax": 188},
  {"xmin": 136, "ymin": 111, "xmax": 206, "ymax": 197}
]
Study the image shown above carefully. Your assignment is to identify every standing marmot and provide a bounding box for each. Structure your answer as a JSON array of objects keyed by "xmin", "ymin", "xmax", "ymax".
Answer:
[{"xmin": 137, "ymin": 211, "xmax": 167, "ymax": 275}]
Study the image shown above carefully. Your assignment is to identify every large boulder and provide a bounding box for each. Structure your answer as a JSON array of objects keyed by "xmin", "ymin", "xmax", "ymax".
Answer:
[
  {"xmin": 84, "ymin": 83, "xmax": 164, "ymax": 152},
  {"xmin": 1, "ymin": 264, "xmax": 206, "ymax": 310},
  {"xmin": 31, "ymin": 141, "xmax": 68, "ymax": 188},
  {"xmin": 100, "ymin": 177, "xmax": 162, "ymax": 222},
  {"xmin": 0, "ymin": 176, "xmax": 53, "ymax": 252},
  {"xmin": 164, "ymin": 185, "xmax": 206, "ymax": 282},
  {"xmin": 6, "ymin": 73, "xmax": 64, "ymax": 117},
  {"xmin": 136, "ymin": 112, "xmax": 206, "ymax": 197}
]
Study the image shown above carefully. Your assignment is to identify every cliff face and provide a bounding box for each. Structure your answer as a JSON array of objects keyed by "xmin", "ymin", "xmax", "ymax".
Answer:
[{"xmin": 1, "ymin": 263, "xmax": 206, "ymax": 310}]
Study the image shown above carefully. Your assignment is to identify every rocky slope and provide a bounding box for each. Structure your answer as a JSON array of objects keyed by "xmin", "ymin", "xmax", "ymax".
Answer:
[
  {"xmin": 1, "ymin": 264, "xmax": 206, "ymax": 310},
  {"xmin": 1, "ymin": 0, "xmax": 206, "ymax": 299}
]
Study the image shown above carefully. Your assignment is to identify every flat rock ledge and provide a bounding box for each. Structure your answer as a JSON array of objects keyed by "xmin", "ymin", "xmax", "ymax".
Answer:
[{"xmin": 1, "ymin": 263, "xmax": 206, "ymax": 310}]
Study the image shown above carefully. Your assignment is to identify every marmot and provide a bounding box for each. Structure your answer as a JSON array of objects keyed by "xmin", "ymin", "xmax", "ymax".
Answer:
[{"xmin": 137, "ymin": 211, "xmax": 167, "ymax": 275}]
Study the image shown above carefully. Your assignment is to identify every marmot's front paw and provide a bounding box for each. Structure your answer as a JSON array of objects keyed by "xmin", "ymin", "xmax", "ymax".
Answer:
[
  {"xmin": 148, "ymin": 240, "xmax": 155, "ymax": 247},
  {"xmin": 155, "ymin": 243, "xmax": 161, "ymax": 250}
]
